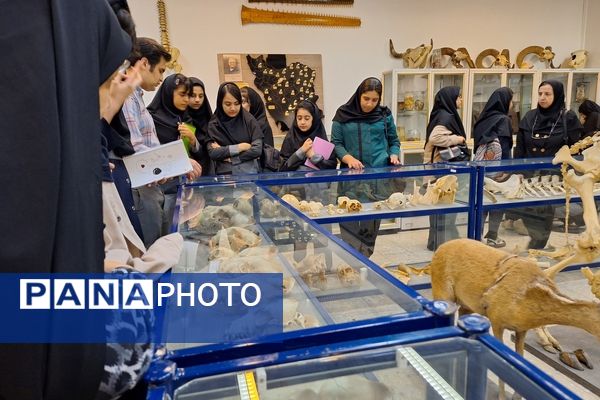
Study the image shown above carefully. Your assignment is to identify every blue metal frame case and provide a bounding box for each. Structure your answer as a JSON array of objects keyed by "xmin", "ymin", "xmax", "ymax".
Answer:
[
  {"xmin": 161, "ymin": 175, "xmax": 459, "ymax": 369},
  {"xmin": 146, "ymin": 315, "xmax": 580, "ymax": 400}
]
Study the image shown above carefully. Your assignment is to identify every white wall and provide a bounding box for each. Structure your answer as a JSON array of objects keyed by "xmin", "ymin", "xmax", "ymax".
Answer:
[{"xmin": 129, "ymin": 0, "xmax": 591, "ymax": 132}]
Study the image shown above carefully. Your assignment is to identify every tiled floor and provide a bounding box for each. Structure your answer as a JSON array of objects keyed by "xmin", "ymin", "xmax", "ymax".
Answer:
[{"xmin": 369, "ymin": 221, "xmax": 599, "ymax": 399}]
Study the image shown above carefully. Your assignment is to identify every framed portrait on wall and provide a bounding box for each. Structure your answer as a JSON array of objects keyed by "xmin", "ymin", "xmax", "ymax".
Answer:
[
  {"xmin": 222, "ymin": 54, "xmax": 243, "ymax": 82},
  {"xmin": 217, "ymin": 53, "xmax": 324, "ymax": 144}
]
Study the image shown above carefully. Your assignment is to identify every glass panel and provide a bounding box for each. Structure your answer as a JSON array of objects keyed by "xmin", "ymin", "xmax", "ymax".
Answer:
[
  {"xmin": 507, "ymin": 73, "xmax": 534, "ymax": 134},
  {"xmin": 396, "ymin": 73, "xmax": 429, "ymax": 142},
  {"xmin": 174, "ymin": 337, "xmax": 556, "ymax": 400},
  {"xmin": 471, "ymin": 73, "xmax": 502, "ymax": 132},
  {"xmin": 570, "ymin": 72, "xmax": 598, "ymax": 115},
  {"xmin": 171, "ymin": 182, "xmax": 425, "ymax": 350},
  {"xmin": 383, "ymin": 72, "xmax": 392, "ymax": 110},
  {"xmin": 541, "ymin": 72, "xmax": 568, "ymax": 90}
]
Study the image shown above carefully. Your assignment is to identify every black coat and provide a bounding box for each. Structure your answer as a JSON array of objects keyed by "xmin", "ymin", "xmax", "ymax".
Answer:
[{"xmin": 0, "ymin": 1, "xmax": 131, "ymax": 399}]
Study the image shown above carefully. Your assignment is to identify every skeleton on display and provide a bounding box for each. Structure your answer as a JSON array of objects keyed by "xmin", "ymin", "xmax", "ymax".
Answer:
[
  {"xmin": 475, "ymin": 48, "xmax": 512, "ymax": 69},
  {"xmin": 411, "ymin": 175, "xmax": 458, "ymax": 206},
  {"xmin": 483, "ymin": 174, "xmax": 568, "ymax": 202},
  {"xmin": 521, "ymin": 132, "xmax": 600, "ymax": 361}
]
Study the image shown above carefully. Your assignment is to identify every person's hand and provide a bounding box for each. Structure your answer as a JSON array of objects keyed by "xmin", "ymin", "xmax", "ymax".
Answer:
[
  {"xmin": 346, "ymin": 156, "xmax": 364, "ymax": 170},
  {"xmin": 210, "ymin": 142, "xmax": 221, "ymax": 149},
  {"xmin": 306, "ymin": 148, "xmax": 315, "ymax": 158},
  {"xmin": 458, "ymin": 136, "xmax": 466, "ymax": 144},
  {"xmin": 238, "ymin": 142, "xmax": 252, "ymax": 152},
  {"xmin": 178, "ymin": 123, "xmax": 197, "ymax": 147},
  {"xmin": 109, "ymin": 162, "xmax": 115, "ymax": 171},
  {"xmin": 389, "ymin": 154, "xmax": 401, "ymax": 165},
  {"xmin": 301, "ymin": 138, "xmax": 313, "ymax": 153},
  {"xmin": 186, "ymin": 158, "xmax": 202, "ymax": 180},
  {"xmin": 100, "ymin": 61, "xmax": 142, "ymax": 122}
]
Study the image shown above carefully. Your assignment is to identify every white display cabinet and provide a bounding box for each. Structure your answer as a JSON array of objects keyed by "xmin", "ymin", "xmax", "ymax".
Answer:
[{"xmin": 382, "ymin": 68, "xmax": 600, "ymax": 163}]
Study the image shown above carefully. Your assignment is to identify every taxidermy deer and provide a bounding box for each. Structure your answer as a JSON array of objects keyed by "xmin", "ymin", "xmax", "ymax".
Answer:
[{"xmin": 431, "ymin": 238, "xmax": 600, "ymax": 361}]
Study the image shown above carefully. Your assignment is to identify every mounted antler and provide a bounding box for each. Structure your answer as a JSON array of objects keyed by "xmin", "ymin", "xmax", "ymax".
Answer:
[
  {"xmin": 389, "ymin": 39, "xmax": 433, "ymax": 68},
  {"xmin": 440, "ymin": 47, "xmax": 475, "ymax": 68}
]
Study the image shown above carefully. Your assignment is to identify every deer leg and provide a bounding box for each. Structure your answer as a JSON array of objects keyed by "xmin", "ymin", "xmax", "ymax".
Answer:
[
  {"xmin": 535, "ymin": 326, "xmax": 562, "ymax": 353},
  {"xmin": 492, "ymin": 325, "xmax": 507, "ymax": 400}
]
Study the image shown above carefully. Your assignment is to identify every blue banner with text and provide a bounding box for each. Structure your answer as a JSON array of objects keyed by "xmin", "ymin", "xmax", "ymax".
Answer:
[{"xmin": 1, "ymin": 271, "xmax": 283, "ymax": 343}]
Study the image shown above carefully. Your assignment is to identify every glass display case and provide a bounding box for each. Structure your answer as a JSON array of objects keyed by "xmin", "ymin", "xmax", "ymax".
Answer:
[
  {"xmin": 469, "ymin": 71, "xmax": 503, "ymax": 133},
  {"xmin": 383, "ymin": 68, "xmax": 600, "ymax": 161},
  {"xmin": 382, "ymin": 69, "xmax": 468, "ymax": 164},
  {"xmin": 570, "ymin": 71, "xmax": 599, "ymax": 115},
  {"xmin": 146, "ymin": 315, "xmax": 579, "ymax": 400},
  {"xmin": 256, "ymin": 164, "xmax": 476, "ymax": 267},
  {"xmin": 166, "ymin": 179, "xmax": 456, "ymax": 363},
  {"xmin": 472, "ymin": 158, "xmax": 600, "ymax": 265}
]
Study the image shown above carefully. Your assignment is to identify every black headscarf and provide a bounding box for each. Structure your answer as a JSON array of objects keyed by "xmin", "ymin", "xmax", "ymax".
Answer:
[
  {"xmin": 426, "ymin": 86, "xmax": 465, "ymax": 143},
  {"xmin": 473, "ymin": 87, "xmax": 513, "ymax": 148},
  {"xmin": 280, "ymin": 100, "xmax": 328, "ymax": 158},
  {"xmin": 0, "ymin": 1, "xmax": 131, "ymax": 399},
  {"xmin": 245, "ymin": 86, "xmax": 274, "ymax": 146},
  {"xmin": 332, "ymin": 77, "xmax": 391, "ymax": 124},
  {"xmin": 208, "ymin": 82, "xmax": 263, "ymax": 145},
  {"xmin": 579, "ymin": 99, "xmax": 600, "ymax": 137},
  {"xmin": 187, "ymin": 77, "xmax": 213, "ymax": 138},
  {"xmin": 524, "ymin": 80, "xmax": 566, "ymax": 134},
  {"xmin": 147, "ymin": 73, "xmax": 191, "ymax": 144}
]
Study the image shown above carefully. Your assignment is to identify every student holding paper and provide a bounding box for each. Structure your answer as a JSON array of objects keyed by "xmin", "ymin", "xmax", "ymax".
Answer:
[
  {"xmin": 279, "ymin": 100, "xmax": 337, "ymax": 172},
  {"xmin": 331, "ymin": 77, "xmax": 401, "ymax": 258}
]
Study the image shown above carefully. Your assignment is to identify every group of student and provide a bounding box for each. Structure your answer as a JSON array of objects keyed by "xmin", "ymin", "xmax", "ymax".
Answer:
[{"xmin": 425, "ymin": 80, "xmax": 599, "ymax": 251}]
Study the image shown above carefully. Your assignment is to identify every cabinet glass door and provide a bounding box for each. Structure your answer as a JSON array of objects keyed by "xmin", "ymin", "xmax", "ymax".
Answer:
[
  {"xmin": 471, "ymin": 73, "xmax": 502, "ymax": 131},
  {"xmin": 570, "ymin": 72, "xmax": 598, "ymax": 115},
  {"xmin": 541, "ymin": 71, "xmax": 568, "ymax": 89},
  {"xmin": 396, "ymin": 73, "xmax": 429, "ymax": 142},
  {"xmin": 507, "ymin": 73, "xmax": 534, "ymax": 134}
]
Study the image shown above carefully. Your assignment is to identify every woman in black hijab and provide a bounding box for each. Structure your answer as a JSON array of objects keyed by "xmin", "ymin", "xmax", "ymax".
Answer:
[
  {"xmin": 424, "ymin": 86, "xmax": 466, "ymax": 251},
  {"xmin": 148, "ymin": 73, "xmax": 195, "ymax": 148},
  {"xmin": 472, "ymin": 87, "xmax": 513, "ymax": 248},
  {"xmin": 279, "ymin": 100, "xmax": 337, "ymax": 172},
  {"xmin": 242, "ymin": 86, "xmax": 275, "ymax": 146},
  {"xmin": 578, "ymin": 99, "xmax": 600, "ymax": 138},
  {"xmin": 0, "ymin": 1, "xmax": 131, "ymax": 399},
  {"xmin": 514, "ymin": 80, "xmax": 582, "ymax": 249},
  {"xmin": 187, "ymin": 77, "xmax": 214, "ymax": 176},
  {"xmin": 208, "ymin": 82, "xmax": 264, "ymax": 175},
  {"xmin": 424, "ymin": 86, "xmax": 466, "ymax": 163}
]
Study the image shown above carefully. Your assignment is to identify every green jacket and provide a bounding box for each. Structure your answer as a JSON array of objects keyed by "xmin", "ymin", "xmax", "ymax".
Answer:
[{"xmin": 331, "ymin": 114, "xmax": 400, "ymax": 168}]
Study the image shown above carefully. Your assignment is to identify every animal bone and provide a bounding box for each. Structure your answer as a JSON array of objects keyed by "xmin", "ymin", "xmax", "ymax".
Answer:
[
  {"xmin": 484, "ymin": 174, "xmax": 525, "ymax": 199},
  {"xmin": 210, "ymin": 227, "xmax": 261, "ymax": 253},
  {"xmin": 241, "ymin": 5, "xmax": 361, "ymax": 27},
  {"xmin": 389, "ymin": 39, "xmax": 433, "ymax": 68},
  {"xmin": 567, "ymin": 49, "xmax": 589, "ymax": 69},
  {"xmin": 431, "ymin": 239, "xmax": 600, "ymax": 363},
  {"xmin": 440, "ymin": 47, "xmax": 475, "ymax": 68},
  {"xmin": 531, "ymin": 176, "xmax": 549, "ymax": 197},
  {"xmin": 282, "ymin": 193, "xmax": 301, "ymax": 208},
  {"xmin": 249, "ymin": 0, "xmax": 353, "ymax": 4},
  {"xmin": 345, "ymin": 199, "xmax": 362, "ymax": 212},
  {"xmin": 475, "ymin": 48, "xmax": 511, "ymax": 69},
  {"xmin": 582, "ymin": 267, "xmax": 600, "ymax": 300},
  {"xmin": 516, "ymin": 45, "xmax": 558, "ymax": 69},
  {"xmin": 385, "ymin": 192, "xmax": 409, "ymax": 209},
  {"xmin": 336, "ymin": 265, "xmax": 361, "ymax": 287},
  {"xmin": 337, "ymin": 196, "xmax": 350, "ymax": 209}
]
